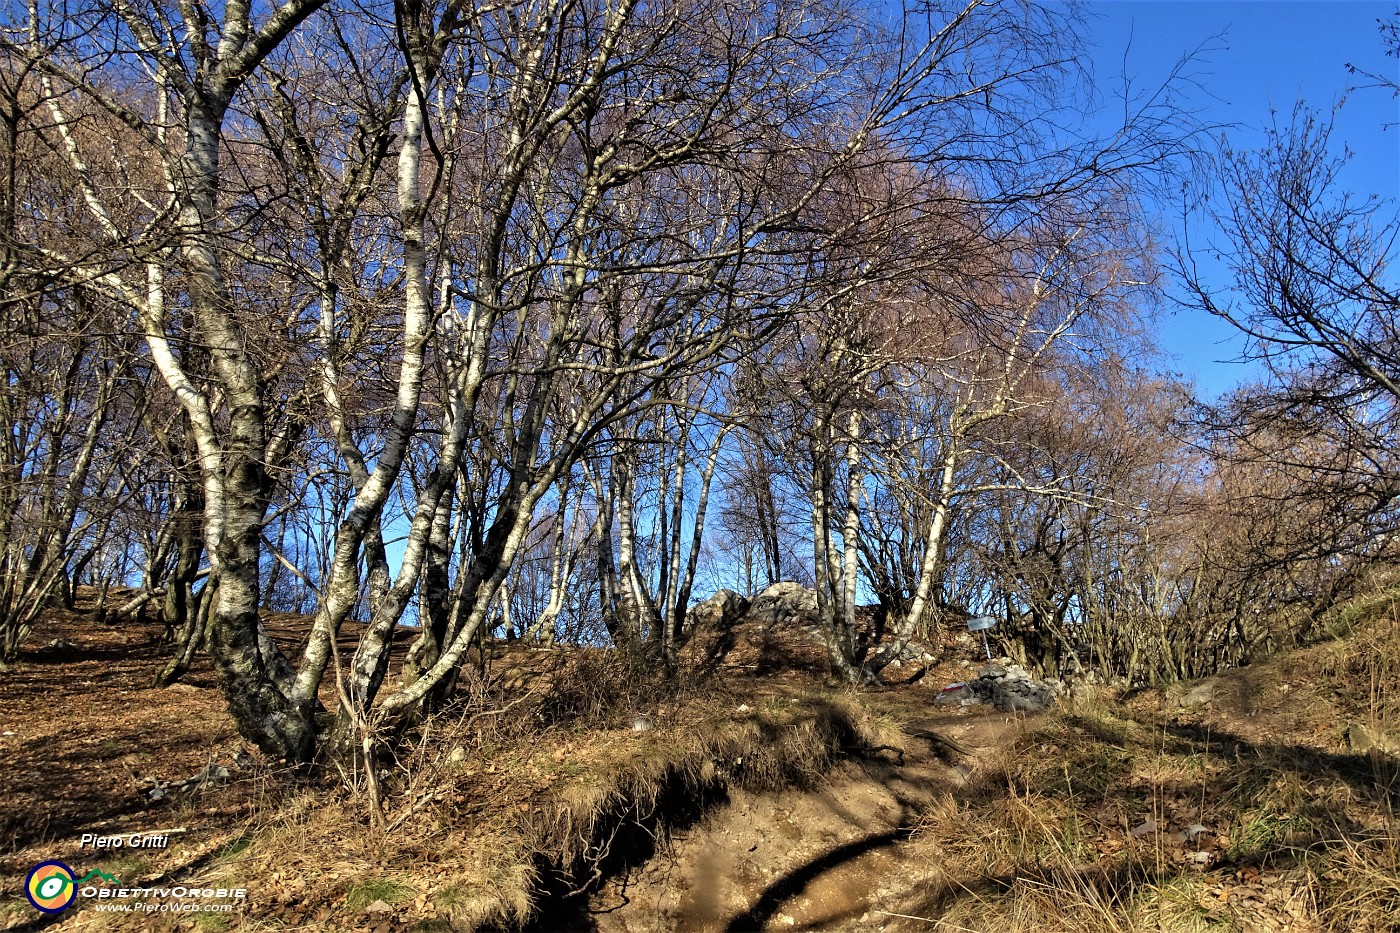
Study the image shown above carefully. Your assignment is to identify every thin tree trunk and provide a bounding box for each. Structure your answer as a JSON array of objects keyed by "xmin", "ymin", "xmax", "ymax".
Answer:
[
  {"xmin": 671, "ymin": 423, "xmax": 732, "ymax": 647},
  {"xmin": 866, "ymin": 443, "xmax": 958, "ymax": 676},
  {"xmin": 839, "ymin": 409, "xmax": 862, "ymax": 658}
]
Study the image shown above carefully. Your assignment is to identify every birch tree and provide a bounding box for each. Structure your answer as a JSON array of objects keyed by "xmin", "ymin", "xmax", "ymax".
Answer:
[
  {"xmin": 3, "ymin": 0, "xmax": 1195, "ymax": 762},
  {"xmin": 358, "ymin": 0, "xmax": 1048, "ymax": 729},
  {"xmin": 8, "ymin": 0, "xmax": 345, "ymax": 758},
  {"xmin": 861, "ymin": 215, "xmax": 1147, "ymax": 677}
]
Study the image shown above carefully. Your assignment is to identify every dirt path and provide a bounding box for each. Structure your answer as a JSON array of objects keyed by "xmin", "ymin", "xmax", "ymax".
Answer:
[{"xmin": 543, "ymin": 711, "xmax": 1031, "ymax": 933}]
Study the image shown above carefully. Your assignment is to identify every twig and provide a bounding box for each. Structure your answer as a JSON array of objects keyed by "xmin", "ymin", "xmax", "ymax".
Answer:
[
  {"xmin": 870, "ymin": 909, "xmax": 952, "ymax": 927},
  {"xmin": 384, "ymin": 789, "xmax": 444, "ymax": 834}
]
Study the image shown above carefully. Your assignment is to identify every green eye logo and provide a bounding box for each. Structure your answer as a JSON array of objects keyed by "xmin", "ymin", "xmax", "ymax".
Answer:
[{"xmin": 25, "ymin": 861, "xmax": 77, "ymax": 913}]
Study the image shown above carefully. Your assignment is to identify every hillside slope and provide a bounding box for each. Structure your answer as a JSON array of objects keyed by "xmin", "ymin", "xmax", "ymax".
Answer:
[{"xmin": 1, "ymin": 588, "xmax": 1396, "ymax": 932}]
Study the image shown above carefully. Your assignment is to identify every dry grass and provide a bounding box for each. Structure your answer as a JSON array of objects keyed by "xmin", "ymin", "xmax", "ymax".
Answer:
[
  {"xmin": 894, "ymin": 587, "xmax": 1400, "ymax": 933},
  {"xmin": 17, "ymin": 586, "xmax": 1397, "ymax": 933},
  {"xmin": 184, "ymin": 657, "xmax": 893, "ymax": 931}
]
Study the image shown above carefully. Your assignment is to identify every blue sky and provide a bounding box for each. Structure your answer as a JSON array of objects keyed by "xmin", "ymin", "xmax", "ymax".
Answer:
[{"xmin": 1083, "ymin": 0, "xmax": 1400, "ymax": 397}]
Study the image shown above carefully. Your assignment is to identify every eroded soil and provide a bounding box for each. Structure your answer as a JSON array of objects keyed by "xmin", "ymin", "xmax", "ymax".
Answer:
[{"xmin": 548, "ymin": 712, "xmax": 1030, "ymax": 933}]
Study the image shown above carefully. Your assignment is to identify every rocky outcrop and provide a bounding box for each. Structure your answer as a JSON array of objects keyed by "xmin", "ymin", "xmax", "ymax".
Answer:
[
  {"xmin": 936, "ymin": 660, "xmax": 1065, "ymax": 713},
  {"xmin": 880, "ymin": 642, "xmax": 942, "ymax": 671},
  {"xmin": 687, "ymin": 583, "xmax": 943, "ymax": 680},
  {"xmin": 743, "ymin": 582, "xmax": 818, "ymax": 627},
  {"xmin": 685, "ymin": 583, "xmax": 829, "ymax": 676},
  {"xmin": 688, "ymin": 589, "xmax": 750, "ymax": 630}
]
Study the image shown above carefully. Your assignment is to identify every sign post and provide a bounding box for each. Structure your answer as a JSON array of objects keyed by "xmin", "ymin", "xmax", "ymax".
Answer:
[{"xmin": 967, "ymin": 615, "xmax": 997, "ymax": 660}]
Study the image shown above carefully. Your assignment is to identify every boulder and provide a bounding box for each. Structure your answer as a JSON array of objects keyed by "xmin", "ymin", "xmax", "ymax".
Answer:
[
  {"xmin": 689, "ymin": 589, "xmax": 750, "ymax": 630},
  {"xmin": 934, "ymin": 684, "xmax": 973, "ymax": 706},
  {"xmin": 993, "ymin": 686, "xmax": 1054, "ymax": 713},
  {"xmin": 1347, "ymin": 722, "xmax": 1397, "ymax": 755},
  {"xmin": 1180, "ymin": 682, "xmax": 1216, "ymax": 709},
  {"xmin": 889, "ymin": 640, "xmax": 940, "ymax": 664},
  {"xmin": 744, "ymin": 581, "xmax": 818, "ymax": 627}
]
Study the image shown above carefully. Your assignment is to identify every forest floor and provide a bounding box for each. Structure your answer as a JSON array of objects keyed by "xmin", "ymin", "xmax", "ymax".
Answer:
[{"xmin": 0, "ymin": 590, "xmax": 1396, "ymax": 933}]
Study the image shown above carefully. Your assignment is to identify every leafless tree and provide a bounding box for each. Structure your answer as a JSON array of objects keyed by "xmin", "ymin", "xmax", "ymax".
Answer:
[
  {"xmin": 2, "ymin": 0, "xmax": 1201, "ymax": 765},
  {"xmin": 1184, "ymin": 106, "xmax": 1399, "ymax": 409},
  {"xmin": 1180, "ymin": 84, "xmax": 1399, "ymax": 621}
]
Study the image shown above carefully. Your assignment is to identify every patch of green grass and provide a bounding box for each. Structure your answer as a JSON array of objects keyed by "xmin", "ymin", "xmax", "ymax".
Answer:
[
  {"xmin": 194, "ymin": 912, "xmax": 233, "ymax": 931},
  {"xmin": 1313, "ymin": 829, "xmax": 1400, "ymax": 929},
  {"xmin": 1052, "ymin": 813, "xmax": 1094, "ymax": 863},
  {"xmin": 1059, "ymin": 744, "xmax": 1135, "ymax": 798},
  {"xmin": 1136, "ymin": 874, "xmax": 1221, "ymax": 933},
  {"xmin": 1320, "ymin": 584, "xmax": 1400, "ymax": 640},
  {"xmin": 1229, "ymin": 808, "xmax": 1322, "ymax": 861},
  {"xmin": 1062, "ymin": 706, "xmax": 1143, "ymax": 748},
  {"xmin": 94, "ymin": 856, "xmax": 147, "ymax": 881},
  {"xmin": 212, "ymin": 830, "xmax": 253, "ymax": 863},
  {"xmin": 434, "ymin": 882, "xmax": 472, "ymax": 912},
  {"xmin": 407, "ymin": 921, "xmax": 454, "ymax": 933},
  {"xmin": 344, "ymin": 877, "xmax": 416, "ymax": 910},
  {"xmin": 1023, "ymin": 719, "xmax": 1136, "ymax": 800}
]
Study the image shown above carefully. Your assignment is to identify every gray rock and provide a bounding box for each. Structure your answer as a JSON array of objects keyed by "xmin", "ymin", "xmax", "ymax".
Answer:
[
  {"xmin": 1181, "ymin": 682, "xmax": 1216, "ymax": 709},
  {"xmin": 690, "ymin": 589, "xmax": 751, "ymax": 629},
  {"xmin": 963, "ymin": 661, "xmax": 1062, "ymax": 713},
  {"xmin": 1129, "ymin": 818, "xmax": 1157, "ymax": 838},
  {"xmin": 996, "ymin": 691, "xmax": 1051, "ymax": 713},
  {"xmin": 745, "ymin": 582, "xmax": 818, "ymax": 626},
  {"xmin": 935, "ymin": 685, "xmax": 972, "ymax": 705},
  {"xmin": 883, "ymin": 640, "xmax": 939, "ymax": 665},
  {"xmin": 1347, "ymin": 722, "xmax": 1397, "ymax": 754}
]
